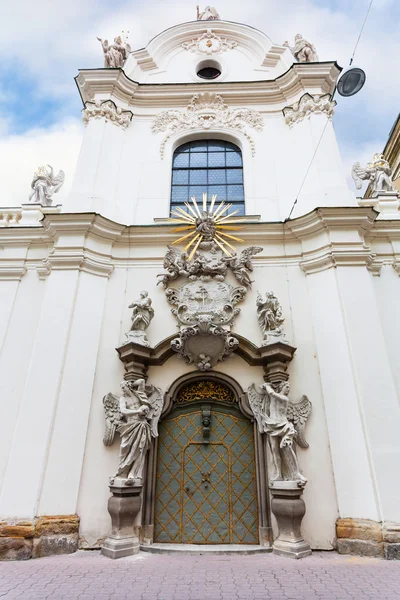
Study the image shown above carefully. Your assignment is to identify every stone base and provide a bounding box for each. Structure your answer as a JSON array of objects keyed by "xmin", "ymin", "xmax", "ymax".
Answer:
[
  {"xmin": 270, "ymin": 482, "xmax": 311, "ymax": 560},
  {"xmin": 272, "ymin": 538, "xmax": 312, "ymax": 559},
  {"xmin": 336, "ymin": 519, "xmax": 400, "ymax": 560},
  {"xmin": 101, "ymin": 483, "xmax": 142, "ymax": 560},
  {"xmin": 0, "ymin": 515, "xmax": 79, "ymax": 561},
  {"xmin": 101, "ymin": 536, "xmax": 140, "ymax": 559}
]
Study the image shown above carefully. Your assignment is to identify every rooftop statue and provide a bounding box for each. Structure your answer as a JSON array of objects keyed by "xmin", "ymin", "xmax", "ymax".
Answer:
[
  {"xmin": 125, "ymin": 291, "xmax": 154, "ymax": 347},
  {"xmin": 29, "ymin": 165, "xmax": 65, "ymax": 206},
  {"xmin": 103, "ymin": 379, "xmax": 163, "ymax": 485},
  {"xmin": 197, "ymin": 5, "xmax": 220, "ymax": 20},
  {"xmin": 352, "ymin": 153, "xmax": 398, "ymax": 197},
  {"xmin": 284, "ymin": 33, "xmax": 318, "ymax": 63},
  {"xmin": 248, "ymin": 382, "xmax": 311, "ymax": 487},
  {"xmin": 97, "ymin": 33, "xmax": 131, "ymax": 68}
]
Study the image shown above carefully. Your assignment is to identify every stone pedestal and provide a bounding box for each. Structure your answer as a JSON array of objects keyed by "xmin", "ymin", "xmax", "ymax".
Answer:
[
  {"xmin": 259, "ymin": 342, "xmax": 296, "ymax": 387},
  {"xmin": 270, "ymin": 481, "xmax": 311, "ymax": 559},
  {"xmin": 101, "ymin": 483, "xmax": 142, "ymax": 559}
]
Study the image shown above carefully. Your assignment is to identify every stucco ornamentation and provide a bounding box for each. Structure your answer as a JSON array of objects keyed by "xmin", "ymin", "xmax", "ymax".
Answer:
[
  {"xmin": 152, "ymin": 93, "xmax": 263, "ymax": 157},
  {"xmin": 103, "ymin": 379, "xmax": 163, "ymax": 486},
  {"xmin": 159, "ymin": 240, "xmax": 262, "ymax": 369},
  {"xmin": 125, "ymin": 291, "xmax": 154, "ymax": 347},
  {"xmin": 247, "ymin": 381, "xmax": 311, "ymax": 486},
  {"xmin": 284, "ymin": 33, "xmax": 318, "ymax": 63},
  {"xmin": 182, "ymin": 29, "xmax": 237, "ymax": 55},
  {"xmin": 82, "ymin": 100, "xmax": 133, "ymax": 129},
  {"xmin": 352, "ymin": 153, "xmax": 398, "ymax": 197},
  {"xmin": 283, "ymin": 93, "xmax": 336, "ymax": 127},
  {"xmin": 257, "ymin": 291, "xmax": 288, "ymax": 345},
  {"xmin": 29, "ymin": 165, "xmax": 65, "ymax": 206}
]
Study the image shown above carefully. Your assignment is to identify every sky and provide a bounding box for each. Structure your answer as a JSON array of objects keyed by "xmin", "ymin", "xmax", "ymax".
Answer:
[{"xmin": 0, "ymin": 0, "xmax": 399, "ymax": 207}]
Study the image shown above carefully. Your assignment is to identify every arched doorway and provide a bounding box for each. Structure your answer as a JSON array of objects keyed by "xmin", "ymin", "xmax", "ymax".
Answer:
[{"xmin": 154, "ymin": 379, "xmax": 259, "ymax": 544}]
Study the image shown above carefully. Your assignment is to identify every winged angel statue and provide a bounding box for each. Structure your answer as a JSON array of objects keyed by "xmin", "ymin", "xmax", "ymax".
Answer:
[
  {"xmin": 352, "ymin": 153, "xmax": 397, "ymax": 196},
  {"xmin": 29, "ymin": 165, "xmax": 65, "ymax": 206},
  {"xmin": 247, "ymin": 382, "xmax": 311, "ymax": 487},
  {"xmin": 103, "ymin": 379, "xmax": 163, "ymax": 485}
]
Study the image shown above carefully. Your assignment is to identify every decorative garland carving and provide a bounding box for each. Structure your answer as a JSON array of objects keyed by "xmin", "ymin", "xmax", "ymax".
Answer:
[
  {"xmin": 176, "ymin": 381, "xmax": 236, "ymax": 404},
  {"xmin": 152, "ymin": 93, "xmax": 263, "ymax": 157},
  {"xmin": 82, "ymin": 100, "xmax": 133, "ymax": 129},
  {"xmin": 182, "ymin": 29, "xmax": 237, "ymax": 55},
  {"xmin": 282, "ymin": 93, "xmax": 336, "ymax": 127}
]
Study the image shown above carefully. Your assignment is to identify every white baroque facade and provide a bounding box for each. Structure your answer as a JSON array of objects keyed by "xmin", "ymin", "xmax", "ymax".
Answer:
[{"xmin": 1, "ymin": 17, "xmax": 400, "ymax": 561}]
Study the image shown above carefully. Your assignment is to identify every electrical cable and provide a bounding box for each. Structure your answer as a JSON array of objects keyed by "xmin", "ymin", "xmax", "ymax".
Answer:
[
  {"xmin": 285, "ymin": 0, "xmax": 374, "ymax": 221},
  {"xmin": 350, "ymin": 0, "xmax": 374, "ymax": 66}
]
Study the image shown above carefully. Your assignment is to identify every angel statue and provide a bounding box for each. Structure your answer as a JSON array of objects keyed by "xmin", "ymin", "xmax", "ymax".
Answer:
[
  {"xmin": 29, "ymin": 165, "xmax": 65, "ymax": 206},
  {"xmin": 226, "ymin": 246, "xmax": 263, "ymax": 288},
  {"xmin": 197, "ymin": 5, "xmax": 220, "ymax": 20},
  {"xmin": 97, "ymin": 34, "xmax": 131, "ymax": 68},
  {"xmin": 125, "ymin": 291, "xmax": 154, "ymax": 346},
  {"xmin": 103, "ymin": 379, "xmax": 163, "ymax": 485},
  {"xmin": 247, "ymin": 381, "xmax": 311, "ymax": 487},
  {"xmin": 352, "ymin": 153, "xmax": 397, "ymax": 197},
  {"xmin": 256, "ymin": 291, "xmax": 287, "ymax": 345},
  {"xmin": 157, "ymin": 246, "xmax": 189, "ymax": 287},
  {"xmin": 284, "ymin": 34, "xmax": 318, "ymax": 63}
]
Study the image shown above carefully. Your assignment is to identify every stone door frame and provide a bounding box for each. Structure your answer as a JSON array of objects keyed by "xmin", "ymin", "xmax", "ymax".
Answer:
[{"xmin": 141, "ymin": 371, "xmax": 272, "ymax": 546}]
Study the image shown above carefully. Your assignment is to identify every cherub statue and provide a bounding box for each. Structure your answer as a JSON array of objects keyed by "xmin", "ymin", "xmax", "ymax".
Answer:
[
  {"xmin": 197, "ymin": 5, "xmax": 220, "ymax": 20},
  {"xmin": 157, "ymin": 246, "xmax": 189, "ymax": 286},
  {"xmin": 352, "ymin": 153, "xmax": 397, "ymax": 197},
  {"xmin": 29, "ymin": 165, "xmax": 65, "ymax": 206},
  {"xmin": 97, "ymin": 34, "xmax": 131, "ymax": 68},
  {"xmin": 247, "ymin": 381, "xmax": 311, "ymax": 487},
  {"xmin": 103, "ymin": 379, "xmax": 163, "ymax": 485},
  {"xmin": 226, "ymin": 246, "xmax": 263, "ymax": 288},
  {"xmin": 125, "ymin": 291, "xmax": 154, "ymax": 346},
  {"xmin": 256, "ymin": 291, "xmax": 287, "ymax": 345},
  {"xmin": 284, "ymin": 33, "xmax": 318, "ymax": 63}
]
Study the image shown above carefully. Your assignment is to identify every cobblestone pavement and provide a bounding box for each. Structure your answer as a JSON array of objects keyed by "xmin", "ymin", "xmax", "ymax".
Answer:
[{"xmin": 1, "ymin": 550, "xmax": 400, "ymax": 600}]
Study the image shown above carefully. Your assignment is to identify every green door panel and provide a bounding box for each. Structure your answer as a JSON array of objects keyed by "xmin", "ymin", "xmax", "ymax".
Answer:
[{"xmin": 154, "ymin": 403, "xmax": 258, "ymax": 544}]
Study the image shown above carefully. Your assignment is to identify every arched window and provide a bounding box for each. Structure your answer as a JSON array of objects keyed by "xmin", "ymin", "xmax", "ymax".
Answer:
[{"xmin": 170, "ymin": 140, "xmax": 245, "ymax": 215}]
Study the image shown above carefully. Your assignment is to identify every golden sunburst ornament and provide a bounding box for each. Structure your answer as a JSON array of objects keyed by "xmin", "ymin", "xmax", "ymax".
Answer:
[{"xmin": 168, "ymin": 193, "xmax": 245, "ymax": 260}]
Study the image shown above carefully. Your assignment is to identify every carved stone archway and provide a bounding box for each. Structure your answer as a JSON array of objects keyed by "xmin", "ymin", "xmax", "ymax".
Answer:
[{"xmin": 141, "ymin": 371, "xmax": 272, "ymax": 547}]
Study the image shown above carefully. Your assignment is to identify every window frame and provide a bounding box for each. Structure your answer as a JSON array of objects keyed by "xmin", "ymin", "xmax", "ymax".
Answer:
[{"xmin": 170, "ymin": 139, "xmax": 246, "ymax": 216}]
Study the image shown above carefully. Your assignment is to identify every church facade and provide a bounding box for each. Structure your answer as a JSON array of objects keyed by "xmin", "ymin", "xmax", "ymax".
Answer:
[{"xmin": 1, "ymin": 14, "xmax": 400, "ymax": 561}]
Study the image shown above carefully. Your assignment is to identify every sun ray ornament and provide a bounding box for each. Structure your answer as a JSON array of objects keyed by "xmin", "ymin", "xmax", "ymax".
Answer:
[
  {"xmin": 158, "ymin": 193, "xmax": 263, "ymax": 371},
  {"xmin": 168, "ymin": 194, "xmax": 245, "ymax": 259}
]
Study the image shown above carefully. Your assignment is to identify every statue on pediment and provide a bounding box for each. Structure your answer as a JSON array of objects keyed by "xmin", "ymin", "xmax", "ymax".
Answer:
[
  {"xmin": 197, "ymin": 5, "xmax": 220, "ymax": 20},
  {"xmin": 284, "ymin": 33, "xmax": 318, "ymax": 63},
  {"xmin": 125, "ymin": 291, "xmax": 154, "ymax": 346},
  {"xmin": 257, "ymin": 291, "xmax": 288, "ymax": 345},
  {"xmin": 352, "ymin": 153, "xmax": 397, "ymax": 197},
  {"xmin": 29, "ymin": 165, "xmax": 65, "ymax": 206},
  {"xmin": 97, "ymin": 34, "xmax": 131, "ymax": 68}
]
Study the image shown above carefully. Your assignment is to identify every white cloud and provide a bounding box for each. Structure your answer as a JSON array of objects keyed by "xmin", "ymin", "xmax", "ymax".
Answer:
[{"xmin": 0, "ymin": 119, "xmax": 82, "ymax": 207}]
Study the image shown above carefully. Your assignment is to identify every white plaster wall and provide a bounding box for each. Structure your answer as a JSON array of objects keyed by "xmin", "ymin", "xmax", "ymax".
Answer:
[
  {"xmin": 72, "ymin": 257, "xmax": 339, "ymax": 549},
  {"xmin": 67, "ymin": 109, "xmax": 353, "ymax": 225}
]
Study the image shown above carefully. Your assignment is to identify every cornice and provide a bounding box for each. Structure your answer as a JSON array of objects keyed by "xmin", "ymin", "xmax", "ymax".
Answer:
[
  {"xmin": 2, "ymin": 208, "xmax": 400, "ymax": 275},
  {"xmin": 300, "ymin": 243, "xmax": 376, "ymax": 275},
  {"xmin": 74, "ymin": 62, "xmax": 341, "ymax": 109},
  {"xmin": 0, "ymin": 262, "xmax": 27, "ymax": 281},
  {"xmin": 129, "ymin": 21, "xmax": 277, "ymax": 72}
]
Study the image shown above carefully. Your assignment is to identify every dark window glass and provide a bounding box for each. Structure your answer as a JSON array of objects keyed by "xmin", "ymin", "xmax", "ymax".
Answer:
[{"xmin": 170, "ymin": 140, "xmax": 245, "ymax": 215}]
